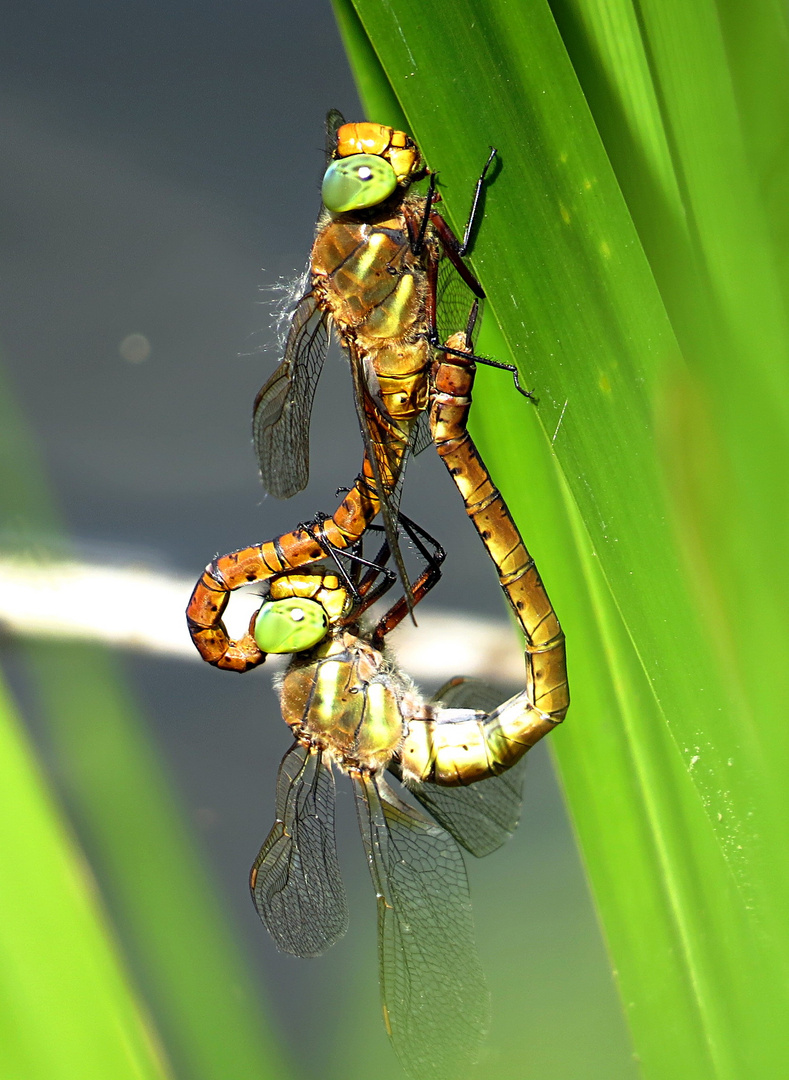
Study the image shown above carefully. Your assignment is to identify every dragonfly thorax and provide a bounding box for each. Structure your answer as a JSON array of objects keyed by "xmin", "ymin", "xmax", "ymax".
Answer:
[
  {"xmin": 312, "ymin": 208, "xmax": 430, "ymax": 348},
  {"xmin": 279, "ymin": 629, "xmax": 406, "ymax": 771}
]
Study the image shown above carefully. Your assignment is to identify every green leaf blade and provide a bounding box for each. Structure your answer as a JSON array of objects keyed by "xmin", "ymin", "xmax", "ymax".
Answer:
[
  {"xmin": 333, "ymin": 1, "xmax": 789, "ymax": 1075},
  {"xmin": 0, "ymin": 677, "xmax": 171, "ymax": 1080}
]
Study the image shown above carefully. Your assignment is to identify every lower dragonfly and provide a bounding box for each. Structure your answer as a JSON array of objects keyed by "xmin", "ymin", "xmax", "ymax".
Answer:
[{"xmin": 243, "ymin": 332, "xmax": 568, "ymax": 1080}]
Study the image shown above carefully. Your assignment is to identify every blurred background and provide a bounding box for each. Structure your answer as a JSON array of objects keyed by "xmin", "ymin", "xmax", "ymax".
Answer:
[{"xmin": 0, "ymin": 2, "xmax": 637, "ymax": 1077}]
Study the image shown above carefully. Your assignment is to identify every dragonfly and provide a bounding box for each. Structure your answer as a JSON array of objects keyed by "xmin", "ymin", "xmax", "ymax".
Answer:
[
  {"xmin": 244, "ymin": 331, "xmax": 568, "ymax": 1080},
  {"xmin": 187, "ymin": 113, "xmax": 528, "ymax": 671},
  {"xmin": 248, "ymin": 522, "xmax": 491, "ymax": 1080}
]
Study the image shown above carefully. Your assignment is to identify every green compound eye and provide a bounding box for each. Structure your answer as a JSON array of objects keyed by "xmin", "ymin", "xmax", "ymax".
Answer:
[
  {"xmin": 321, "ymin": 154, "xmax": 398, "ymax": 212},
  {"xmin": 253, "ymin": 597, "xmax": 329, "ymax": 654}
]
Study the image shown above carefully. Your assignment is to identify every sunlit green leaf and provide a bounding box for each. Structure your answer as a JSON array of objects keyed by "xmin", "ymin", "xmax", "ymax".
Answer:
[{"xmin": 333, "ymin": 0, "xmax": 789, "ymax": 1075}]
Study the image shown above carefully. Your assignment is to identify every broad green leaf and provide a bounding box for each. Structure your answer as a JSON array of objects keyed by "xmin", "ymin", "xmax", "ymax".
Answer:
[
  {"xmin": 332, "ymin": 0, "xmax": 789, "ymax": 1076},
  {"xmin": 0, "ymin": 675, "xmax": 170, "ymax": 1080}
]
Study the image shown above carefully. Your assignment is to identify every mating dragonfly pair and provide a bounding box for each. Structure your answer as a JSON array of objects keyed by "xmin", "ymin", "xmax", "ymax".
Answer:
[{"xmin": 187, "ymin": 112, "xmax": 569, "ymax": 1080}]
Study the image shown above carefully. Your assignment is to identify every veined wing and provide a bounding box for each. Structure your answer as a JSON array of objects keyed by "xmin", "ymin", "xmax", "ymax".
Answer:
[
  {"xmin": 250, "ymin": 741, "xmax": 348, "ymax": 957},
  {"xmin": 325, "ymin": 109, "xmax": 345, "ymax": 162},
  {"xmin": 354, "ymin": 772, "xmax": 489, "ymax": 1080},
  {"xmin": 435, "ymin": 254, "xmax": 483, "ymax": 348},
  {"xmin": 436, "ymin": 675, "xmax": 505, "ymax": 713},
  {"xmin": 349, "ymin": 346, "xmax": 415, "ymax": 613},
  {"xmin": 409, "ymin": 408, "xmax": 432, "ymax": 458},
  {"xmin": 392, "ymin": 201, "xmax": 481, "ymax": 469},
  {"xmin": 409, "ymin": 259, "xmax": 478, "ymax": 461},
  {"xmin": 390, "ymin": 677, "xmax": 526, "ymax": 858},
  {"xmin": 253, "ymin": 291, "xmax": 330, "ymax": 499}
]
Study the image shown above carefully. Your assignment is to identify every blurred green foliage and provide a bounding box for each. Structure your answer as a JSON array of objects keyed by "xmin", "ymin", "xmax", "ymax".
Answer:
[{"xmin": 0, "ymin": 360, "xmax": 287, "ymax": 1080}]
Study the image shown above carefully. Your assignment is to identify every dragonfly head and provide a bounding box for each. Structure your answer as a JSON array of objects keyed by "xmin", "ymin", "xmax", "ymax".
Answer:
[
  {"xmin": 252, "ymin": 569, "xmax": 352, "ymax": 654},
  {"xmin": 322, "ymin": 122, "xmax": 424, "ymax": 213}
]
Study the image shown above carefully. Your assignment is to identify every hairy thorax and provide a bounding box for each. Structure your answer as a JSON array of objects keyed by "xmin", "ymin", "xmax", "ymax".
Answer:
[
  {"xmin": 279, "ymin": 630, "xmax": 407, "ymax": 772},
  {"xmin": 311, "ymin": 200, "xmax": 431, "ymax": 345}
]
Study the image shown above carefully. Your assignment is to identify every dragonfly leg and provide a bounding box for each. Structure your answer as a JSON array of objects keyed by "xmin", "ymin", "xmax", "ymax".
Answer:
[
  {"xmin": 438, "ymin": 339, "xmax": 535, "ymax": 401},
  {"xmin": 409, "ymin": 170, "xmax": 438, "ymax": 256},
  {"xmin": 410, "ymin": 145, "xmax": 496, "ymax": 282},
  {"xmin": 458, "ymin": 147, "xmax": 497, "ymax": 256},
  {"xmin": 371, "ymin": 514, "xmax": 446, "ymax": 645},
  {"xmin": 186, "ymin": 457, "xmax": 384, "ymax": 671},
  {"xmin": 427, "ymin": 210, "xmax": 485, "ymax": 298},
  {"xmin": 422, "ymin": 241, "xmax": 532, "ymax": 403},
  {"xmin": 310, "ymin": 512, "xmax": 398, "ymax": 614},
  {"xmin": 313, "ymin": 509, "xmax": 446, "ymax": 633},
  {"xmin": 423, "ymin": 297, "xmax": 534, "ymax": 401}
]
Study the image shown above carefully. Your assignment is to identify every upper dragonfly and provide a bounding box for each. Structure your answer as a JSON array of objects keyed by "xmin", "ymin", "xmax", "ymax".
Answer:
[{"xmin": 253, "ymin": 110, "xmax": 526, "ymax": 613}]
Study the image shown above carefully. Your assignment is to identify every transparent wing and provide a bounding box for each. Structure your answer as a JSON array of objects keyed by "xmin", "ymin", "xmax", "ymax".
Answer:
[
  {"xmin": 253, "ymin": 292, "xmax": 330, "ymax": 498},
  {"xmin": 325, "ymin": 109, "xmax": 345, "ymax": 162},
  {"xmin": 250, "ymin": 741, "xmax": 348, "ymax": 957},
  {"xmin": 435, "ymin": 255, "xmax": 484, "ymax": 347},
  {"xmin": 410, "ymin": 408, "xmax": 432, "ymax": 457},
  {"xmin": 391, "ymin": 678, "xmax": 526, "ymax": 858},
  {"xmin": 404, "ymin": 760, "xmax": 526, "ymax": 860},
  {"xmin": 355, "ymin": 773, "xmax": 489, "ymax": 1080},
  {"xmin": 412, "ymin": 256, "xmax": 478, "ymax": 460},
  {"xmin": 435, "ymin": 675, "xmax": 504, "ymax": 713}
]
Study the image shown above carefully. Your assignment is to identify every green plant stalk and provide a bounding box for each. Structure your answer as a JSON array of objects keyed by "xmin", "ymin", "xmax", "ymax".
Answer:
[
  {"xmin": 332, "ymin": 0, "xmax": 789, "ymax": 1075},
  {"xmin": 23, "ymin": 641, "xmax": 289, "ymax": 1080},
  {"xmin": 0, "ymin": 673, "xmax": 171, "ymax": 1080},
  {"xmin": 0, "ymin": 356, "xmax": 288, "ymax": 1080}
]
